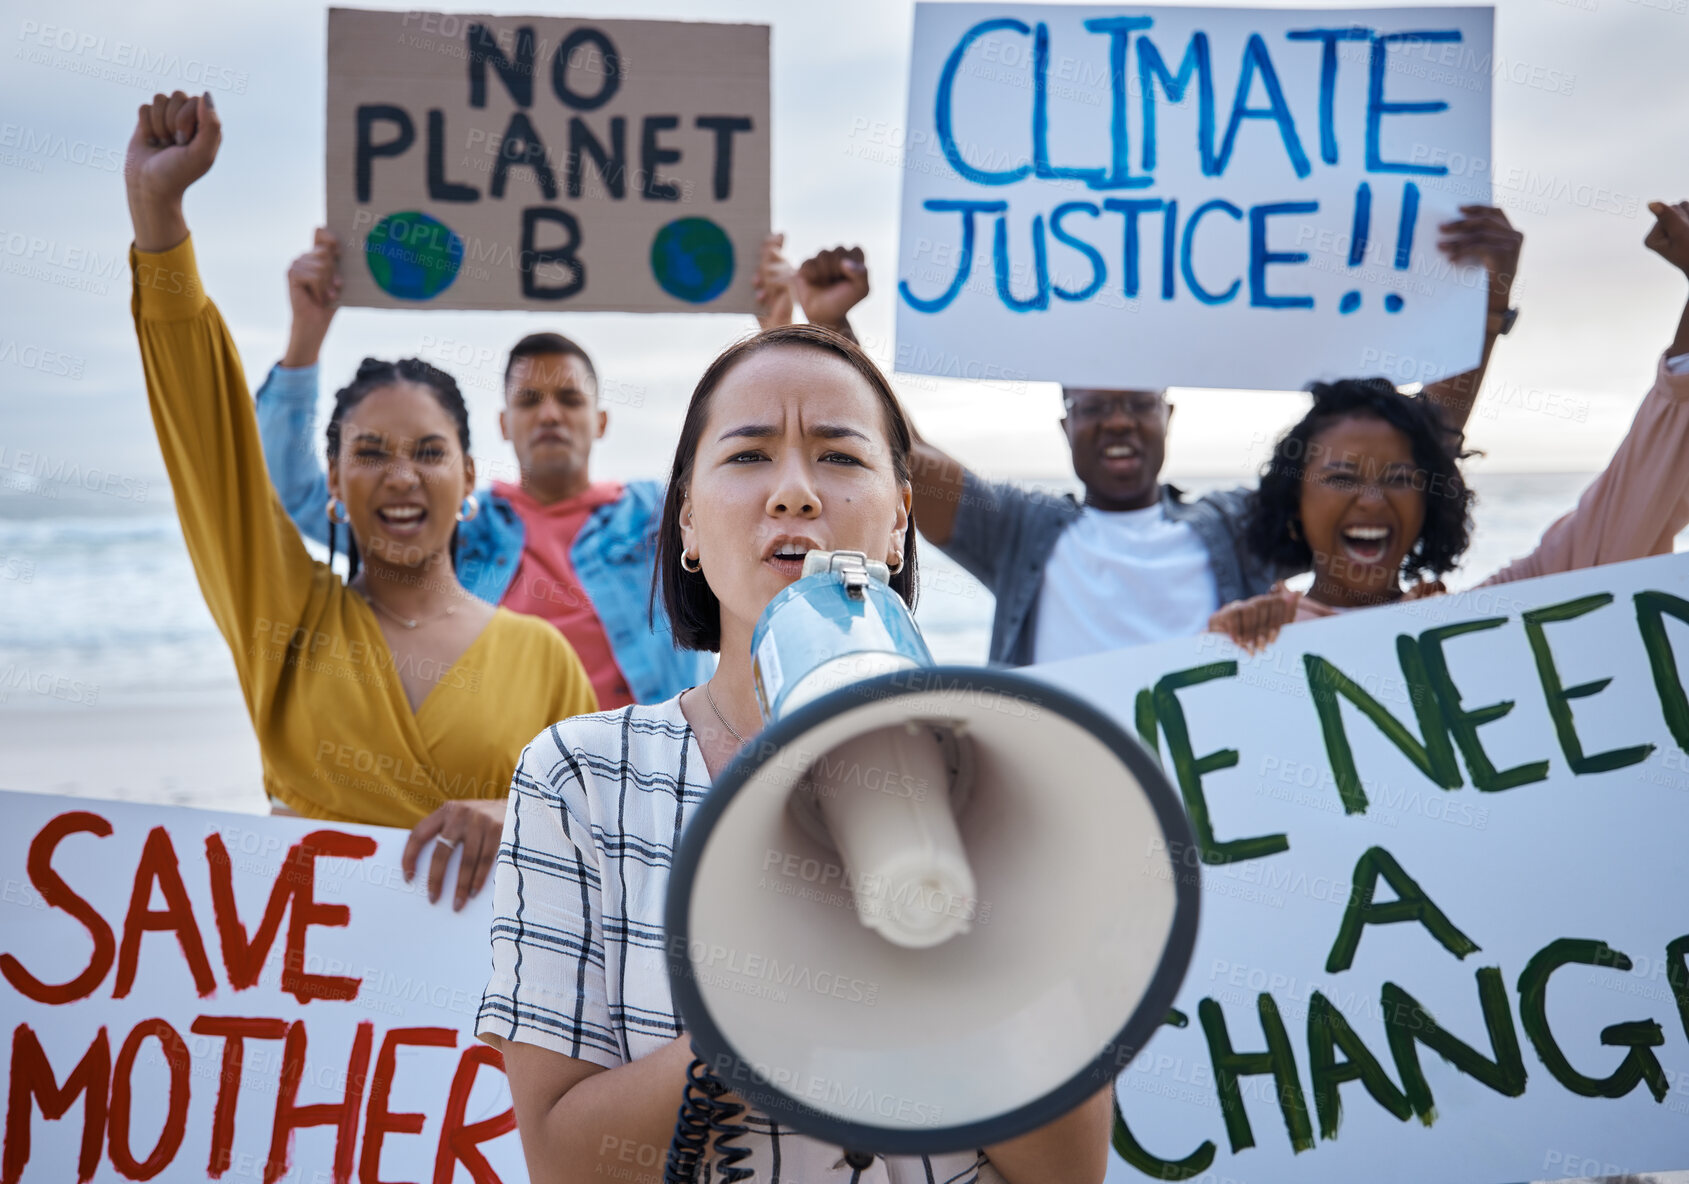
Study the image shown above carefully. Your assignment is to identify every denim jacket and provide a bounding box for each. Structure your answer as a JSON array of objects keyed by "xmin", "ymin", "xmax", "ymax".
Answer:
[
  {"xmin": 253, "ymin": 363, "xmax": 713, "ymax": 704},
  {"xmin": 943, "ymin": 467, "xmax": 1286, "ymax": 666}
]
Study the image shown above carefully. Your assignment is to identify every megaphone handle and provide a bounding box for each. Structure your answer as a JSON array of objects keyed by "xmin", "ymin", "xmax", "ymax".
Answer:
[
  {"xmin": 663, "ymin": 1052, "xmax": 754, "ymax": 1184},
  {"xmin": 842, "ymin": 1149, "xmax": 877, "ymax": 1175}
]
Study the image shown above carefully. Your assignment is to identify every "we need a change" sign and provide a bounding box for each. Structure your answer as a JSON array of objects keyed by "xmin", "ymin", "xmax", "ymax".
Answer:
[{"xmin": 1028, "ymin": 553, "xmax": 1689, "ymax": 1183}]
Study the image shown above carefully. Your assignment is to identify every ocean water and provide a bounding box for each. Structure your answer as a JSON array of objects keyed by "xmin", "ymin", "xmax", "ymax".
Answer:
[{"xmin": 2, "ymin": 470, "xmax": 1674, "ymax": 710}]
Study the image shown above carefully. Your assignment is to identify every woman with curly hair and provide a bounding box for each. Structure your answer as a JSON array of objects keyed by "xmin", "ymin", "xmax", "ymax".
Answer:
[{"xmin": 1209, "ymin": 199, "xmax": 1689, "ymax": 651}]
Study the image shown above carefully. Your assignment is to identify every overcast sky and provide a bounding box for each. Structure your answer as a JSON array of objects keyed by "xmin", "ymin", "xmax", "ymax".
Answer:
[{"xmin": 3, "ymin": 0, "xmax": 1687, "ymax": 510}]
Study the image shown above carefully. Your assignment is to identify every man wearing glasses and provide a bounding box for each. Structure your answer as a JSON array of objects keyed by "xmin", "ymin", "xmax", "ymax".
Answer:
[
  {"xmin": 792, "ymin": 210, "xmax": 1521, "ymax": 665},
  {"xmin": 794, "ymin": 247, "xmax": 1272, "ymax": 665},
  {"xmin": 912, "ymin": 384, "xmax": 1259, "ymax": 666}
]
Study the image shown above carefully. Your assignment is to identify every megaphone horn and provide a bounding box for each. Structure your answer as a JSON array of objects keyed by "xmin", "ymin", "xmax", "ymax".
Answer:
[{"xmin": 666, "ymin": 551, "xmax": 1199, "ymax": 1156}]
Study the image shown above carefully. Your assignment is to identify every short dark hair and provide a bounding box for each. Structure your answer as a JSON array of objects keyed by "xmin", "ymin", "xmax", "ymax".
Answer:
[
  {"xmin": 655, "ymin": 325, "xmax": 920, "ymax": 653},
  {"xmin": 504, "ymin": 332, "xmax": 598, "ymax": 393},
  {"xmin": 1245, "ymin": 377, "xmax": 1475, "ymax": 580}
]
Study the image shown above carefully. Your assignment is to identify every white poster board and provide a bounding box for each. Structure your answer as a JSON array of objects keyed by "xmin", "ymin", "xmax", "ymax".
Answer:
[
  {"xmin": 895, "ymin": 5, "xmax": 1494, "ymax": 391},
  {"xmin": 326, "ymin": 8, "xmax": 770, "ymax": 313},
  {"xmin": 0, "ymin": 795, "xmax": 524, "ymax": 1182},
  {"xmin": 1023, "ymin": 554, "xmax": 1689, "ymax": 1181},
  {"xmin": 8, "ymin": 554, "xmax": 1687, "ymax": 1182}
]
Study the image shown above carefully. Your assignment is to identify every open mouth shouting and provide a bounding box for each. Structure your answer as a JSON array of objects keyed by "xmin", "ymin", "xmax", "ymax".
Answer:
[
  {"xmin": 1338, "ymin": 523, "xmax": 1393, "ymax": 566},
  {"xmin": 763, "ymin": 535, "xmax": 823, "ymax": 579},
  {"xmin": 1100, "ymin": 441, "xmax": 1141, "ymax": 475},
  {"xmin": 374, "ymin": 503, "xmax": 429, "ymax": 537}
]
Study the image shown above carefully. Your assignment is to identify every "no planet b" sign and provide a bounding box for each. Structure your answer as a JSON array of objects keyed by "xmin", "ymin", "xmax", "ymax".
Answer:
[{"xmin": 326, "ymin": 9, "xmax": 770, "ymax": 313}]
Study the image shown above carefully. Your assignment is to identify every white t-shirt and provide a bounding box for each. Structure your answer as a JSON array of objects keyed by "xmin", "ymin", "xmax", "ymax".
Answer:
[{"xmin": 1031, "ymin": 503, "xmax": 1220, "ymax": 663}]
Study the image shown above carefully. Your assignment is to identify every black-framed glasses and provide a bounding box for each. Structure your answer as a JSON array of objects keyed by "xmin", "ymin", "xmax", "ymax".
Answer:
[{"xmin": 1062, "ymin": 391, "xmax": 1165, "ymax": 424}]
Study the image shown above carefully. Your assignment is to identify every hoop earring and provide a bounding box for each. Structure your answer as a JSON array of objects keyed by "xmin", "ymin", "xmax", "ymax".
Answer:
[
  {"xmin": 681, "ymin": 551, "xmax": 702, "ymax": 574},
  {"xmin": 886, "ymin": 554, "xmax": 904, "ymax": 575},
  {"xmin": 326, "ymin": 497, "xmax": 350, "ymax": 525},
  {"xmin": 456, "ymin": 494, "xmax": 480, "ymax": 523},
  {"xmin": 1287, "ymin": 519, "xmax": 1302, "ymax": 542}
]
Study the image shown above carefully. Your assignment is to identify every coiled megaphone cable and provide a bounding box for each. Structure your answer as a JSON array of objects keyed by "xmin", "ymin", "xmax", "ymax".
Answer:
[
  {"xmin": 664, "ymin": 1053, "xmax": 754, "ymax": 1183},
  {"xmin": 663, "ymin": 1055, "xmax": 882, "ymax": 1182}
]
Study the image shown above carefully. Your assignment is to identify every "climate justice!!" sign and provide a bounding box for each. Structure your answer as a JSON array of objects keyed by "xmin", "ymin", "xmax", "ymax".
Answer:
[
  {"xmin": 895, "ymin": 4, "xmax": 1495, "ymax": 391},
  {"xmin": 326, "ymin": 8, "xmax": 770, "ymax": 313}
]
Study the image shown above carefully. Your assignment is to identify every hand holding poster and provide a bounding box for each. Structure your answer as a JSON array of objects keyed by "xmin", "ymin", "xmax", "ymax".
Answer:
[
  {"xmin": 1023, "ymin": 553, "xmax": 1689, "ymax": 1182},
  {"xmin": 326, "ymin": 8, "xmax": 770, "ymax": 313},
  {"xmin": 895, "ymin": 5, "xmax": 1495, "ymax": 391}
]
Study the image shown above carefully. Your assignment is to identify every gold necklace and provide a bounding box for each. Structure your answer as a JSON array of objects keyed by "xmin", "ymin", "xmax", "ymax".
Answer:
[
  {"xmin": 702, "ymin": 680, "xmax": 746, "ymax": 744},
  {"xmin": 361, "ymin": 589, "xmax": 459, "ymax": 630}
]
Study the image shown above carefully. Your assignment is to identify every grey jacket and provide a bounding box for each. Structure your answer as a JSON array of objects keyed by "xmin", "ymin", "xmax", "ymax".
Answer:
[{"xmin": 943, "ymin": 468, "xmax": 1283, "ymax": 666}]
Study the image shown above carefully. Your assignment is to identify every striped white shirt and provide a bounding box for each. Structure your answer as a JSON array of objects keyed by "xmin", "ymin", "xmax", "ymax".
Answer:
[{"xmin": 476, "ymin": 696, "xmax": 1006, "ymax": 1184}]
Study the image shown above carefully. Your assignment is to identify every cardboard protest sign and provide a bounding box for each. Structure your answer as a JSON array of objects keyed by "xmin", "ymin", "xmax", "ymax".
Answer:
[
  {"xmin": 895, "ymin": 5, "xmax": 1495, "ymax": 391},
  {"xmin": 1021, "ymin": 553, "xmax": 1689, "ymax": 1182},
  {"xmin": 326, "ymin": 8, "xmax": 770, "ymax": 313},
  {"xmin": 0, "ymin": 795, "xmax": 523, "ymax": 1182}
]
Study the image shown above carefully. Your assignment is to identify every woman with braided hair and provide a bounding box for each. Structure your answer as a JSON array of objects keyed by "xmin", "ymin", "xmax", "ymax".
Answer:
[{"xmin": 124, "ymin": 90, "xmax": 596, "ymax": 908}]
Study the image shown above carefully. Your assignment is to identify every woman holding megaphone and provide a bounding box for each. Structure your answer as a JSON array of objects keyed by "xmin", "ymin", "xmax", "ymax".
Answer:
[
  {"xmin": 123, "ymin": 91, "xmax": 596, "ymax": 908},
  {"xmin": 476, "ymin": 326, "xmax": 1113, "ymax": 1181}
]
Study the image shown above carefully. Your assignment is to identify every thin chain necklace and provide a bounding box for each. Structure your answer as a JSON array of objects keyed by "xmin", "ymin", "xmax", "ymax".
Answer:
[
  {"xmin": 359, "ymin": 586, "xmax": 459, "ymax": 630},
  {"xmin": 702, "ymin": 680, "xmax": 746, "ymax": 744}
]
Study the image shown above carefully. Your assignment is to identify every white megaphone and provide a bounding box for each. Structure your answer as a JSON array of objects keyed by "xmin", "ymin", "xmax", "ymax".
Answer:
[{"xmin": 665, "ymin": 551, "xmax": 1198, "ymax": 1158}]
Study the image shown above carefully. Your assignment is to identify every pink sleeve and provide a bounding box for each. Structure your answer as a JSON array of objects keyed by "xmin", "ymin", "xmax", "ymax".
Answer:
[{"xmin": 1481, "ymin": 352, "xmax": 1689, "ymax": 587}]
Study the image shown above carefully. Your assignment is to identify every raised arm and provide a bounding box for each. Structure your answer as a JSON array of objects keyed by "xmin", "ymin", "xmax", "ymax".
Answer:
[
  {"xmin": 126, "ymin": 91, "xmax": 315, "ymax": 695},
  {"xmin": 1417, "ymin": 205, "xmax": 1524, "ymax": 434},
  {"xmin": 752, "ymin": 231, "xmax": 795, "ymax": 330},
  {"xmin": 255, "ymin": 230, "xmax": 343, "ymax": 546},
  {"xmin": 1480, "ymin": 200, "xmax": 1689, "ymax": 586},
  {"xmin": 794, "ymin": 243, "xmax": 867, "ymax": 345},
  {"xmin": 908, "ymin": 429, "xmax": 972, "ymax": 548},
  {"xmin": 282, "ymin": 229, "xmax": 341, "ymax": 369},
  {"xmin": 1655, "ymin": 200, "xmax": 1689, "ymax": 358}
]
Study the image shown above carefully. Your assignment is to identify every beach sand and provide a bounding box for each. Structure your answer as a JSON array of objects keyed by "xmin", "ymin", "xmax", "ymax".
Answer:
[{"xmin": 0, "ymin": 687, "xmax": 266, "ymax": 814}]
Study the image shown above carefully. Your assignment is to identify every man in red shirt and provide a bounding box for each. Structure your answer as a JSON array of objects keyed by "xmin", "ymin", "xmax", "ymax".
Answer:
[{"xmin": 488, "ymin": 335, "xmax": 645, "ymax": 707}]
